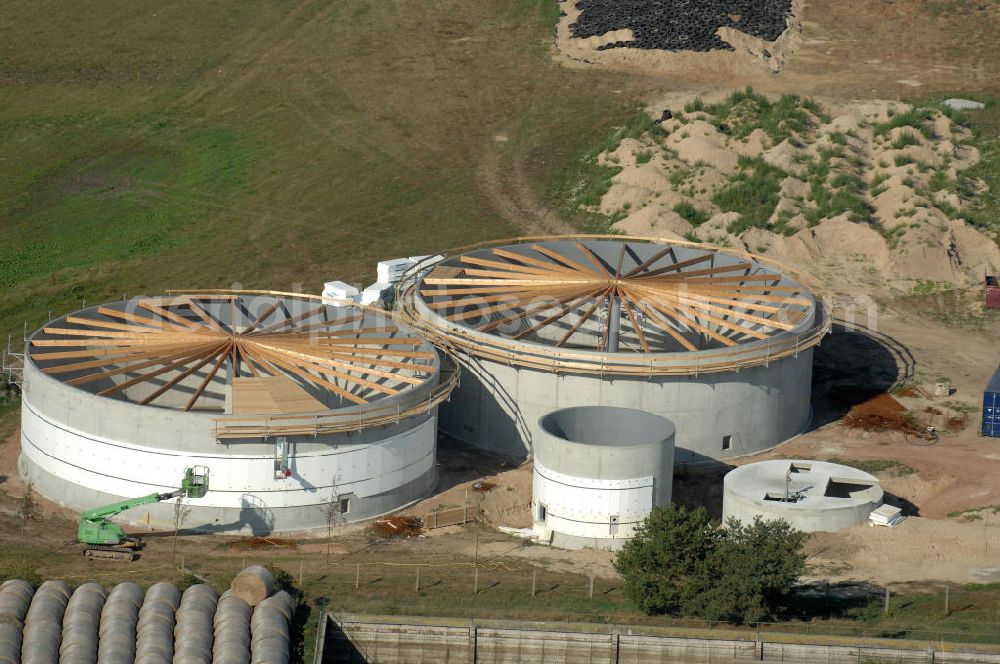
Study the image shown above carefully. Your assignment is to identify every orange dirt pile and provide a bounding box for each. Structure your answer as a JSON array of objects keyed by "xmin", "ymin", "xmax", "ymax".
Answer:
[
  {"xmin": 372, "ymin": 516, "xmax": 423, "ymax": 539},
  {"xmin": 843, "ymin": 394, "xmax": 919, "ymax": 434}
]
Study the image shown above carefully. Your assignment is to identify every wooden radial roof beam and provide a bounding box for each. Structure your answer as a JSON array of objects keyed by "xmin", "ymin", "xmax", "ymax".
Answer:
[
  {"xmin": 620, "ymin": 290, "xmax": 699, "ymax": 352},
  {"xmin": 554, "ymin": 287, "xmax": 612, "ymax": 348},
  {"xmin": 628, "ymin": 252, "xmax": 713, "ymax": 279},
  {"xmin": 139, "ymin": 342, "xmax": 231, "ymax": 405},
  {"xmin": 511, "ymin": 287, "xmax": 607, "ymax": 341},
  {"xmin": 65, "ymin": 342, "xmax": 222, "ymax": 386},
  {"xmin": 490, "ymin": 247, "xmax": 579, "ymax": 274},
  {"xmin": 181, "ymin": 298, "xmax": 227, "ymax": 333},
  {"xmin": 248, "ymin": 345, "xmax": 369, "ymax": 406},
  {"xmin": 185, "ymin": 342, "xmax": 233, "ymax": 411},
  {"xmin": 477, "ymin": 289, "xmax": 595, "ymax": 334},
  {"xmin": 530, "ymin": 244, "xmax": 604, "ymax": 276},
  {"xmin": 459, "ymin": 255, "xmax": 572, "ymax": 278},
  {"xmin": 241, "ymin": 300, "xmax": 284, "ymax": 334},
  {"xmin": 138, "ymin": 301, "xmax": 204, "ymax": 330},
  {"xmin": 617, "ymin": 289, "xmax": 651, "ymax": 353},
  {"xmin": 631, "ymin": 283, "xmax": 796, "ymax": 332},
  {"xmin": 575, "ymin": 241, "xmax": 612, "ymax": 276},
  {"xmin": 98, "ymin": 344, "xmax": 225, "ymax": 398}
]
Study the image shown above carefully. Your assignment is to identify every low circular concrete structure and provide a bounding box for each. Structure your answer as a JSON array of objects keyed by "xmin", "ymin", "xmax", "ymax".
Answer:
[
  {"xmin": 401, "ymin": 235, "xmax": 828, "ymax": 464},
  {"xmin": 722, "ymin": 460, "xmax": 884, "ymax": 532},
  {"xmin": 531, "ymin": 406, "xmax": 675, "ymax": 550},
  {"xmin": 19, "ymin": 291, "xmax": 456, "ymax": 534}
]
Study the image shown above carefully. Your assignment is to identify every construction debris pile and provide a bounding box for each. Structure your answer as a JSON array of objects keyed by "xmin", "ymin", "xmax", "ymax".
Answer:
[{"xmin": 372, "ymin": 516, "xmax": 424, "ymax": 539}]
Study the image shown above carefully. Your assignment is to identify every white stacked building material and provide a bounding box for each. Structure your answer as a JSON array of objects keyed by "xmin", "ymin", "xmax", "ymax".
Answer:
[
  {"xmin": 377, "ymin": 258, "xmax": 416, "ymax": 285},
  {"xmin": 360, "ymin": 281, "xmax": 393, "ymax": 306},
  {"xmin": 408, "ymin": 255, "xmax": 444, "ymax": 269},
  {"xmin": 869, "ymin": 504, "xmax": 905, "ymax": 527},
  {"xmin": 321, "ymin": 281, "xmax": 359, "ymax": 305}
]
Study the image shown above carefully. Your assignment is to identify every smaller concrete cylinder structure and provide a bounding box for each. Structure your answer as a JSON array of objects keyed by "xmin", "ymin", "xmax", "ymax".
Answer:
[
  {"xmin": 723, "ymin": 460, "xmax": 884, "ymax": 532},
  {"xmin": 532, "ymin": 406, "xmax": 675, "ymax": 550}
]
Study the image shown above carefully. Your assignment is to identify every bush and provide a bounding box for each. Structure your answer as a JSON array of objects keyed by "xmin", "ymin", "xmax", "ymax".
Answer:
[
  {"xmin": 1, "ymin": 555, "xmax": 42, "ymax": 588},
  {"xmin": 614, "ymin": 504, "xmax": 807, "ymax": 623},
  {"xmin": 673, "ymin": 201, "xmax": 709, "ymax": 226},
  {"xmin": 711, "ymin": 157, "xmax": 785, "ymax": 233},
  {"xmin": 613, "ymin": 504, "xmax": 719, "ymax": 615}
]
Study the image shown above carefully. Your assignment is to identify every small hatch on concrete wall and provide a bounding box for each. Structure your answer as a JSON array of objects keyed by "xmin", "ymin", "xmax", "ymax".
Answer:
[{"xmin": 722, "ymin": 434, "xmax": 732, "ymax": 450}]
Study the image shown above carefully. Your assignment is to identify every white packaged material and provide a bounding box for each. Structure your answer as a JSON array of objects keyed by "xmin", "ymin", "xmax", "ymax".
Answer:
[
  {"xmin": 869, "ymin": 504, "xmax": 904, "ymax": 527},
  {"xmin": 360, "ymin": 282, "xmax": 393, "ymax": 306},
  {"xmin": 376, "ymin": 258, "xmax": 415, "ymax": 284},
  {"xmin": 321, "ymin": 281, "xmax": 359, "ymax": 305}
]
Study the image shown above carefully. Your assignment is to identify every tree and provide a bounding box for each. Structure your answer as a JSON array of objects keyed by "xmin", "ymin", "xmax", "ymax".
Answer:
[
  {"xmin": 19, "ymin": 481, "xmax": 41, "ymax": 536},
  {"xmin": 171, "ymin": 495, "xmax": 192, "ymax": 565},
  {"xmin": 690, "ymin": 516, "xmax": 808, "ymax": 624},
  {"xmin": 614, "ymin": 505, "xmax": 807, "ymax": 623},
  {"xmin": 613, "ymin": 504, "xmax": 719, "ymax": 615}
]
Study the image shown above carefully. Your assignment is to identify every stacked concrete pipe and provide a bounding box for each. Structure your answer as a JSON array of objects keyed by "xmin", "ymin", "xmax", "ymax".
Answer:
[
  {"xmin": 60, "ymin": 582, "xmax": 108, "ymax": 664},
  {"xmin": 21, "ymin": 580, "xmax": 71, "ymax": 664},
  {"xmin": 134, "ymin": 583, "xmax": 181, "ymax": 664},
  {"xmin": 250, "ymin": 591, "xmax": 296, "ymax": 664},
  {"xmin": 97, "ymin": 582, "xmax": 143, "ymax": 664},
  {"xmin": 0, "ymin": 579, "xmax": 34, "ymax": 663},
  {"xmin": 0, "ymin": 567, "xmax": 293, "ymax": 663},
  {"xmin": 213, "ymin": 590, "xmax": 253, "ymax": 664},
  {"xmin": 173, "ymin": 585, "xmax": 219, "ymax": 664}
]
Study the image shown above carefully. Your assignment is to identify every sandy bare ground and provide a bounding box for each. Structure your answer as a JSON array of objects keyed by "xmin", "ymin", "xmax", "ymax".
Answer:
[{"xmin": 596, "ymin": 96, "xmax": 999, "ymax": 290}]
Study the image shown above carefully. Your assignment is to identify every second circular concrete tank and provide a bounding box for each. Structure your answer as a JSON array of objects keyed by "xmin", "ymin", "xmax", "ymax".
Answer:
[
  {"xmin": 532, "ymin": 406, "xmax": 675, "ymax": 550},
  {"xmin": 723, "ymin": 460, "xmax": 884, "ymax": 532}
]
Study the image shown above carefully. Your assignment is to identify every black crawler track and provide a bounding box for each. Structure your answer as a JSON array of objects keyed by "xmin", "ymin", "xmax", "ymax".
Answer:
[{"xmin": 569, "ymin": 0, "xmax": 794, "ymax": 53}]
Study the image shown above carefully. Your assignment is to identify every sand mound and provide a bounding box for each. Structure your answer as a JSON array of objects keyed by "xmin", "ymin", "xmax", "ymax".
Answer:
[
  {"xmin": 583, "ymin": 91, "xmax": 998, "ymax": 291},
  {"xmin": 229, "ymin": 566, "xmax": 275, "ymax": 607}
]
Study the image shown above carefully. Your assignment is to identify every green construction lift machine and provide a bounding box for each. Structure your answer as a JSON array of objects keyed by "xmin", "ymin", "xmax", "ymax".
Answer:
[{"xmin": 78, "ymin": 466, "xmax": 209, "ymax": 562}]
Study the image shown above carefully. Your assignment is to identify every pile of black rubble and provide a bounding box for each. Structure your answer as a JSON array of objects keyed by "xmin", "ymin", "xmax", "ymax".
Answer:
[{"xmin": 569, "ymin": 0, "xmax": 793, "ymax": 52}]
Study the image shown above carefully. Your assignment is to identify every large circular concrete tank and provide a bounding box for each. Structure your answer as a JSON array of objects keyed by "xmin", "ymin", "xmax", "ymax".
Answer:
[
  {"xmin": 722, "ymin": 459, "xmax": 884, "ymax": 532},
  {"xmin": 401, "ymin": 235, "xmax": 828, "ymax": 465},
  {"xmin": 19, "ymin": 290, "xmax": 456, "ymax": 533},
  {"xmin": 531, "ymin": 406, "xmax": 675, "ymax": 550}
]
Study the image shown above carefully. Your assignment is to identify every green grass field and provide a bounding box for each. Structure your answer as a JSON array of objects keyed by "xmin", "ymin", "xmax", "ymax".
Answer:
[{"xmin": 0, "ymin": 0, "xmax": 638, "ymax": 341}]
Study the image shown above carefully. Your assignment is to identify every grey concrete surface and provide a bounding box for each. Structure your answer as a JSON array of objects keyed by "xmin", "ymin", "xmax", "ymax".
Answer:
[
  {"xmin": 723, "ymin": 460, "xmax": 884, "ymax": 532},
  {"xmin": 411, "ymin": 239, "xmax": 820, "ymax": 463},
  {"xmin": 439, "ymin": 349, "xmax": 813, "ymax": 462},
  {"xmin": 320, "ymin": 614, "xmax": 1000, "ymax": 663}
]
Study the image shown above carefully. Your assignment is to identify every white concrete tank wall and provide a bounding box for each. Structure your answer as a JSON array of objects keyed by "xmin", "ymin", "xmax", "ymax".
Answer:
[
  {"xmin": 442, "ymin": 350, "xmax": 813, "ymax": 464},
  {"xmin": 722, "ymin": 460, "xmax": 884, "ymax": 533},
  {"xmin": 531, "ymin": 406, "xmax": 675, "ymax": 550},
  {"xmin": 17, "ymin": 295, "xmax": 449, "ymax": 534}
]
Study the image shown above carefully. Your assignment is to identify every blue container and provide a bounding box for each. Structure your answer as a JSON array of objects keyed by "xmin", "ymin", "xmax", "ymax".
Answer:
[{"xmin": 985, "ymin": 365, "xmax": 1000, "ymax": 438}]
